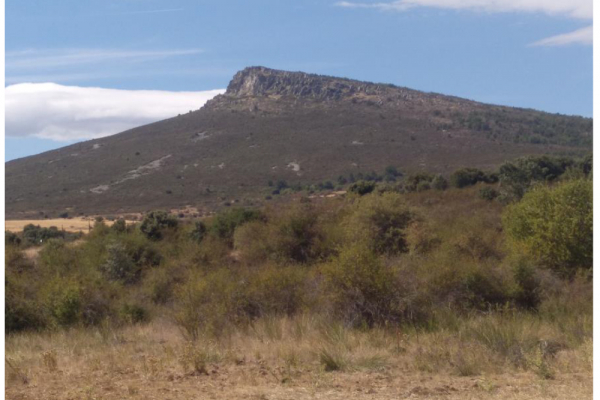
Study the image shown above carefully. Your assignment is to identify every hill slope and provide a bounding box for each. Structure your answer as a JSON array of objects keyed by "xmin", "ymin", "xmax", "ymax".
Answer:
[{"xmin": 6, "ymin": 66, "xmax": 592, "ymax": 218}]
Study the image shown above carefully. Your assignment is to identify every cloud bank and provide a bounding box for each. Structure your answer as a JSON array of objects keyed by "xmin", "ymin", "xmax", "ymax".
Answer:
[
  {"xmin": 6, "ymin": 83, "xmax": 225, "ymax": 141},
  {"xmin": 336, "ymin": 0, "xmax": 592, "ymax": 45}
]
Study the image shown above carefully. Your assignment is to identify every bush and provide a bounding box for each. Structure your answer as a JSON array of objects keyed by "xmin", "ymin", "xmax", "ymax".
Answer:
[
  {"xmin": 6, "ymin": 274, "xmax": 47, "ymax": 333},
  {"xmin": 111, "ymin": 218, "xmax": 127, "ymax": 233},
  {"xmin": 244, "ymin": 265, "xmax": 308, "ymax": 316},
  {"xmin": 404, "ymin": 173, "xmax": 434, "ymax": 192},
  {"xmin": 233, "ymin": 221, "xmax": 272, "ymax": 264},
  {"xmin": 431, "ymin": 175, "xmax": 448, "ymax": 191},
  {"xmin": 5, "ymin": 231, "xmax": 21, "ymax": 246},
  {"xmin": 190, "ymin": 221, "xmax": 208, "ymax": 243},
  {"xmin": 140, "ymin": 211, "xmax": 178, "ymax": 240},
  {"xmin": 503, "ymin": 179, "xmax": 592, "ymax": 276},
  {"xmin": 209, "ymin": 207, "xmax": 263, "ymax": 243},
  {"xmin": 450, "ymin": 168, "xmax": 487, "ymax": 188},
  {"xmin": 175, "ymin": 270, "xmax": 247, "ymax": 339},
  {"xmin": 101, "ymin": 242, "xmax": 139, "ymax": 284},
  {"xmin": 498, "ymin": 155, "xmax": 577, "ymax": 201},
  {"xmin": 38, "ymin": 239, "xmax": 79, "ymax": 275},
  {"xmin": 344, "ymin": 193, "xmax": 413, "ymax": 255},
  {"xmin": 22, "ymin": 224, "xmax": 65, "ymax": 246},
  {"xmin": 416, "ymin": 181, "xmax": 431, "ymax": 192},
  {"xmin": 479, "ymin": 186, "xmax": 499, "ymax": 201},
  {"xmin": 348, "ymin": 180, "xmax": 376, "ymax": 196},
  {"xmin": 120, "ymin": 303, "xmax": 148, "ymax": 324},
  {"xmin": 270, "ymin": 205, "xmax": 326, "ymax": 263},
  {"xmin": 143, "ymin": 267, "xmax": 177, "ymax": 304},
  {"xmin": 321, "ymin": 244, "xmax": 398, "ymax": 326},
  {"xmin": 50, "ymin": 284, "xmax": 82, "ymax": 327}
]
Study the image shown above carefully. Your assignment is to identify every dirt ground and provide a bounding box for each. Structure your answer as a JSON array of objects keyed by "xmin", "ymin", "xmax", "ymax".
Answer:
[
  {"xmin": 5, "ymin": 321, "xmax": 592, "ymax": 400},
  {"xmin": 4, "ymin": 360, "xmax": 592, "ymax": 400}
]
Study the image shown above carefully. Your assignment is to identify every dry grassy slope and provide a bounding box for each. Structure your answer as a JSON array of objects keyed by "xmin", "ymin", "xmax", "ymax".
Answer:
[{"xmin": 6, "ymin": 66, "xmax": 592, "ymax": 218}]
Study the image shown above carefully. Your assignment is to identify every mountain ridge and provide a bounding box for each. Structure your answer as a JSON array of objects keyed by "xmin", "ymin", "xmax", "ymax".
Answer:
[{"xmin": 6, "ymin": 66, "xmax": 592, "ymax": 218}]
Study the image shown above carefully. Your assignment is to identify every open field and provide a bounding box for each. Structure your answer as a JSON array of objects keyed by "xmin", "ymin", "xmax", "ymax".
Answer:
[
  {"xmin": 5, "ymin": 218, "xmax": 100, "ymax": 233},
  {"xmin": 5, "ymin": 319, "xmax": 592, "ymax": 400},
  {"xmin": 5, "ymin": 217, "xmax": 144, "ymax": 233}
]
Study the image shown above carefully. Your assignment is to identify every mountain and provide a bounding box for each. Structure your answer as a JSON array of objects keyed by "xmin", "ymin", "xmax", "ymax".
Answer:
[{"xmin": 6, "ymin": 66, "xmax": 592, "ymax": 219}]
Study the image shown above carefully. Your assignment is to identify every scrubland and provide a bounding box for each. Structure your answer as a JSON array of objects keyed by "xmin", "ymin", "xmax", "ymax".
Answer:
[{"xmin": 5, "ymin": 156, "xmax": 593, "ymax": 399}]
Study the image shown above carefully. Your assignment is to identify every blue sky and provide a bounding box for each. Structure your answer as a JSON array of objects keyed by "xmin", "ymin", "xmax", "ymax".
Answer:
[{"xmin": 6, "ymin": 0, "xmax": 593, "ymax": 161}]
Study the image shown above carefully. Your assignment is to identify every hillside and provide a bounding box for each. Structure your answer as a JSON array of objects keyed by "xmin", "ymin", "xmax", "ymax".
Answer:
[{"xmin": 5, "ymin": 66, "xmax": 592, "ymax": 218}]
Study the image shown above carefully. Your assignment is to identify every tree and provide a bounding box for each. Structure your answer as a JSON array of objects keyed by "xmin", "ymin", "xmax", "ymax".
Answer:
[
  {"xmin": 140, "ymin": 211, "xmax": 178, "ymax": 240},
  {"xmin": 503, "ymin": 179, "xmax": 592, "ymax": 276}
]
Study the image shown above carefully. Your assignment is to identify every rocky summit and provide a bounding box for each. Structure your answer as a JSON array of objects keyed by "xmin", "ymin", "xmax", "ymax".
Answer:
[{"xmin": 6, "ymin": 67, "xmax": 592, "ymax": 218}]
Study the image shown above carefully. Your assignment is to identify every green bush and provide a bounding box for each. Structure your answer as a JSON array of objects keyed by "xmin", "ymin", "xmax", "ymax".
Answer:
[
  {"xmin": 38, "ymin": 239, "xmax": 79, "ymax": 275},
  {"xmin": 5, "ymin": 231, "xmax": 21, "ymax": 246},
  {"xmin": 143, "ymin": 267, "xmax": 177, "ymax": 304},
  {"xmin": 479, "ymin": 186, "xmax": 499, "ymax": 201},
  {"xmin": 321, "ymin": 244, "xmax": 398, "ymax": 326},
  {"xmin": 498, "ymin": 155, "xmax": 577, "ymax": 201},
  {"xmin": 244, "ymin": 265, "xmax": 308, "ymax": 316},
  {"xmin": 348, "ymin": 180, "xmax": 376, "ymax": 196},
  {"xmin": 209, "ymin": 207, "xmax": 263, "ymax": 243},
  {"xmin": 190, "ymin": 220, "xmax": 208, "ymax": 243},
  {"xmin": 450, "ymin": 168, "xmax": 486, "ymax": 188},
  {"xmin": 119, "ymin": 303, "xmax": 149, "ymax": 324},
  {"xmin": 431, "ymin": 175, "xmax": 448, "ymax": 191},
  {"xmin": 100, "ymin": 242, "xmax": 139, "ymax": 284},
  {"xmin": 5, "ymin": 274, "xmax": 47, "ymax": 333},
  {"xmin": 270, "ymin": 206, "xmax": 326, "ymax": 263},
  {"xmin": 111, "ymin": 218, "xmax": 127, "ymax": 233},
  {"xmin": 344, "ymin": 193, "xmax": 413, "ymax": 255},
  {"xmin": 404, "ymin": 173, "xmax": 434, "ymax": 192},
  {"xmin": 175, "ymin": 269, "xmax": 248, "ymax": 339},
  {"xmin": 140, "ymin": 211, "xmax": 178, "ymax": 240},
  {"xmin": 503, "ymin": 179, "xmax": 592, "ymax": 276},
  {"xmin": 22, "ymin": 224, "xmax": 65, "ymax": 246}
]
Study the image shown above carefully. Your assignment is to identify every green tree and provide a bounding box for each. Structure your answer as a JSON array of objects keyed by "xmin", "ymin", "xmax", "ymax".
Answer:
[{"xmin": 503, "ymin": 179, "xmax": 592, "ymax": 276}]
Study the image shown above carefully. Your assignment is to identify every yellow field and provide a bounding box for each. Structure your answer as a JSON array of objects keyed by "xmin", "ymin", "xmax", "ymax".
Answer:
[
  {"xmin": 5, "ymin": 319, "xmax": 592, "ymax": 400},
  {"xmin": 5, "ymin": 218, "xmax": 113, "ymax": 233}
]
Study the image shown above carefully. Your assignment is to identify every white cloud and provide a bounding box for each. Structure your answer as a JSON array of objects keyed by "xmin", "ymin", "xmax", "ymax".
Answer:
[
  {"xmin": 6, "ymin": 48, "xmax": 203, "ymax": 70},
  {"xmin": 530, "ymin": 25, "xmax": 593, "ymax": 46},
  {"xmin": 335, "ymin": 0, "xmax": 592, "ymax": 19},
  {"xmin": 5, "ymin": 83, "xmax": 225, "ymax": 141},
  {"xmin": 336, "ymin": 0, "xmax": 593, "ymax": 46}
]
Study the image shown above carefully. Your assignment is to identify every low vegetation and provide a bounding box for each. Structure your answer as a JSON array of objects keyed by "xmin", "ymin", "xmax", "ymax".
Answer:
[{"xmin": 5, "ymin": 155, "xmax": 592, "ymax": 398}]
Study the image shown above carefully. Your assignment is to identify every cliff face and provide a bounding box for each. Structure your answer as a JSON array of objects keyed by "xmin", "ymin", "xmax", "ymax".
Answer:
[
  {"xmin": 225, "ymin": 66, "xmax": 400, "ymax": 100},
  {"xmin": 6, "ymin": 66, "xmax": 591, "ymax": 218}
]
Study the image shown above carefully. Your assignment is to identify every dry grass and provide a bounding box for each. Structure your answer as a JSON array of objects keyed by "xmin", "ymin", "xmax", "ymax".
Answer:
[
  {"xmin": 5, "ymin": 317, "xmax": 592, "ymax": 400},
  {"xmin": 5, "ymin": 218, "xmax": 109, "ymax": 233}
]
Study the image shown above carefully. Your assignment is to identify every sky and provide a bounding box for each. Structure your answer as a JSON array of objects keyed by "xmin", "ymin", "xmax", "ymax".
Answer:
[{"xmin": 5, "ymin": 0, "xmax": 593, "ymax": 161}]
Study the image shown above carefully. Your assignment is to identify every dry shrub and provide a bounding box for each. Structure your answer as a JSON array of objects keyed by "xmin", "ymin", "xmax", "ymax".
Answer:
[{"xmin": 320, "ymin": 244, "xmax": 401, "ymax": 327}]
